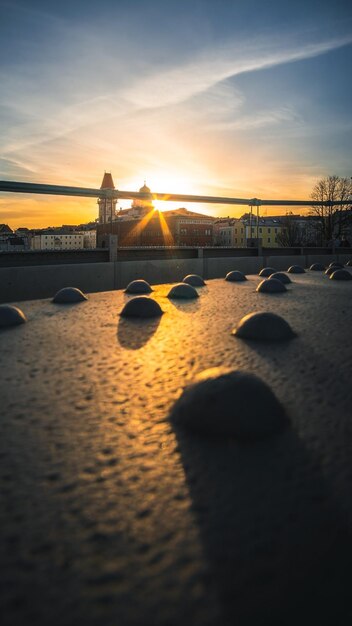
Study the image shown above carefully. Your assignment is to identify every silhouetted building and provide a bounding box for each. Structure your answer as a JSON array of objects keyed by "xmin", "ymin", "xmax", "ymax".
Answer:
[{"xmin": 98, "ymin": 172, "xmax": 117, "ymax": 225}]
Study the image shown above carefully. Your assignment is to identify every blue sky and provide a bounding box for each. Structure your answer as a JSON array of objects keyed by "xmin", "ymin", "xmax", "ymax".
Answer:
[{"xmin": 0, "ymin": 0, "xmax": 351, "ymax": 226}]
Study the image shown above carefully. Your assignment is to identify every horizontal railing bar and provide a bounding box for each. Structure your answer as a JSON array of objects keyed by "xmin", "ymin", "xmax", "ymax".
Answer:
[{"xmin": 0, "ymin": 180, "xmax": 350, "ymax": 207}]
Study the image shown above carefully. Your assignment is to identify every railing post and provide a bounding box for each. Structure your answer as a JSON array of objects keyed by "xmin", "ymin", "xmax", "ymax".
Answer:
[{"xmin": 108, "ymin": 234, "xmax": 118, "ymax": 262}]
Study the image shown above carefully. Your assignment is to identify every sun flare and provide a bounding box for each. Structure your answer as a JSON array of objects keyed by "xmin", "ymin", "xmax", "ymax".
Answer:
[{"xmin": 121, "ymin": 172, "xmax": 199, "ymax": 212}]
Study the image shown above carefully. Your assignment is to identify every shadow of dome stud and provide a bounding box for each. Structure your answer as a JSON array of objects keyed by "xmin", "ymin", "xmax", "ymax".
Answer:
[
  {"xmin": 125, "ymin": 279, "xmax": 152, "ymax": 294},
  {"xmin": 330, "ymin": 269, "xmax": 352, "ymax": 281},
  {"xmin": 309, "ymin": 263, "xmax": 325, "ymax": 271},
  {"xmin": 287, "ymin": 265, "xmax": 305, "ymax": 273},
  {"xmin": 170, "ymin": 368, "xmax": 288, "ymax": 439},
  {"xmin": 120, "ymin": 296, "xmax": 163, "ymax": 318},
  {"xmin": 233, "ymin": 311, "xmax": 295, "ymax": 341},
  {"xmin": 0, "ymin": 304, "xmax": 27, "ymax": 327},
  {"xmin": 225, "ymin": 270, "xmax": 247, "ymax": 282},
  {"xmin": 167, "ymin": 283, "xmax": 199, "ymax": 299},
  {"xmin": 268, "ymin": 271, "xmax": 291, "ymax": 284},
  {"xmin": 182, "ymin": 274, "xmax": 206, "ymax": 287},
  {"xmin": 256, "ymin": 278, "xmax": 287, "ymax": 293},
  {"xmin": 259, "ymin": 267, "xmax": 276, "ymax": 277},
  {"xmin": 52, "ymin": 287, "xmax": 88, "ymax": 303}
]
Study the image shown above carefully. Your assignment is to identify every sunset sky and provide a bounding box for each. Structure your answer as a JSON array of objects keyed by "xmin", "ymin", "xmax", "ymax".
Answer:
[{"xmin": 1, "ymin": 0, "xmax": 352, "ymax": 228}]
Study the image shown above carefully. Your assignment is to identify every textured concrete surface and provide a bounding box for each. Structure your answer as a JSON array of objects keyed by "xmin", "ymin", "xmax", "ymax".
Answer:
[{"xmin": 1, "ymin": 271, "xmax": 352, "ymax": 625}]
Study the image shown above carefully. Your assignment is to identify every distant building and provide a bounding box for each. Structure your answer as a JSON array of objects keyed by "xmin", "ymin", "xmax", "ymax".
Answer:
[
  {"xmin": 213, "ymin": 218, "xmax": 246, "ymax": 246},
  {"xmin": 0, "ymin": 224, "xmax": 12, "ymax": 234},
  {"xmin": 241, "ymin": 215, "xmax": 284, "ymax": 247},
  {"xmin": 0, "ymin": 224, "xmax": 31, "ymax": 251},
  {"xmin": 98, "ymin": 172, "xmax": 117, "ymax": 224},
  {"xmin": 31, "ymin": 232, "xmax": 84, "ymax": 250},
  {"xmin": 97, "ymin": 180, "xmax": 214, "ymax": 248}
]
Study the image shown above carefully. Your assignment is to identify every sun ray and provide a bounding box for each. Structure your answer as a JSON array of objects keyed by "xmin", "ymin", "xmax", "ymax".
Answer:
[
  {"xmin": 120, "ymin": 208, "xmax": 156, "ymax": 245},
  {"xmin": 158, "ymin": 210, "xmax": 175, "ymax": 246}
]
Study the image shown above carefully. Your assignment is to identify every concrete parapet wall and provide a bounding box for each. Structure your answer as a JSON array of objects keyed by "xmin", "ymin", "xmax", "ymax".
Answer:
[
  {"xmin": 1, "ymin": 253, "xmax": 351, "ymax": 303},
  {"xmin": 115, "ymin": 259, "xmax": 203, "ymax": 289},
  {"xmin": 0, "ymin": 263, "xmax": 114, "ymax": 303},
  {"xmin": 205, "ymin": 256, "xmax": 262, "ymax": 278},
  {"xmin": 265, "ymin": 255, "xmax": 306, "ymax": 270}
]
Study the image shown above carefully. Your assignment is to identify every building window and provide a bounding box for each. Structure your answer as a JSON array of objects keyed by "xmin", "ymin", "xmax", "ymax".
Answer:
[
  {"xmin": 267, "ymin": 237, "xmax": 271, "ymax": 243},
  {"xmin": 268, "ymin": 228, "xmax": 271, "ymax": 233},
  {"xmin": 259, "ymin": 228, "xmax": 262, "ymax": 233}
]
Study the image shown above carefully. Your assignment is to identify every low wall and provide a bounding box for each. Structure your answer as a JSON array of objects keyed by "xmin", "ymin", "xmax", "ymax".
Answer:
[
  {"xmin": 0, "ymin": 263, "xmax": 114, "ymax": 303},
  {"xmin": 0, "ymin": 253, "xmax": 350, "ymax": 303}
]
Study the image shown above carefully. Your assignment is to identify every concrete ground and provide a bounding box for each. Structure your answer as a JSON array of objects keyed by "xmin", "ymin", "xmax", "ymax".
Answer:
[{"xmin": 1, "ymin": 269, "xmax": 352, "ymax": 625}]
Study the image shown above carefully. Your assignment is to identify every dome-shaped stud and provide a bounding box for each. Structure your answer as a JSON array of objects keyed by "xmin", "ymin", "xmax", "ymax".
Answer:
[
  {"xmin": 225, "ymin": 270, "xmax": 247, "ymax": 282},
  {"xmin": 328, "ymin": 262, "xmax": 343, "ymax": 269},
  {"xmin": 269, "ymin": 271, "xmax": 291, "ymax": 284},
  {"xmin": 259, "ymin": 267, "xmax": 276, "ymax": 277},
  {"xmin": 53, "ymin": 287, "xmax": 88, "ymax": 303},
  {"xmin": 167, "ymin": 283, "xmax": 199, "ymax": 299},
  {"xmin": 309, "ymin": 263, "xmax": 325, "ymax": 271},
  {"xmin": 287, "ymin": 265, "xmax": 305, "ymax": 274},
  {"xmin": 325, "ymin": 265, "xmax": 341, "ymax": 276},
  {"xmin": 120, "ymin": 296, "xmax": 163, "ymax": 318},
  {"xmin": 330, "ymin": 269, "xmax": 352, "ymax": 281},
  {"xmin": 182, "ymin": 274, "xmax": 206, "ymax": 287},
  {"xmin": 0, "ymin": 304, "xmax": 27, "ymax": 327},
  {"xmin": 125, "ymin": 279, "xmax": 152, "ymax": 294},
  {"xmin": 170, "ymin": 368, "xmax": 288, "ymax": 439},
  {"xmin": 233, "ymin": 311, "xmax": 295, "ymax": 341},
  {"xmin": 256, "ymin": 278, "xmax": 287, "ymax": 293}
]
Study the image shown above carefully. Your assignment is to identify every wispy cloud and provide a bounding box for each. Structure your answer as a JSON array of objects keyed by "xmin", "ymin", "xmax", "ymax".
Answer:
[
  {"xmin": 123, "ymin": 35, "xmax": 352, "ymax": 109},
  {"xmin": 207, "ymin": 107, "xmax": 302, "ymax": 132}
]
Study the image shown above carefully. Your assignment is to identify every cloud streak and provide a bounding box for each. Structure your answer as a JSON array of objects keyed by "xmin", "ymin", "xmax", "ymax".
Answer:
[{"xmin": 123, "ymin": 35, "xmax": 352, "ymax": 109}]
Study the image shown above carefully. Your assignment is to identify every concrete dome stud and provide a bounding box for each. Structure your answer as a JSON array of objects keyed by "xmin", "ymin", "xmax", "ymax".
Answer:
[
  {"xmin": 167, "ymin": 283, "xmax": 199, "ymax": 299},
  {"xmin": 269, "ymin": 272, "xmax": 291, "ymax": 284},
  {"xmin": 225, "ymin": 270, "xmax": 247, "ymax": 282},
  {"xmin": 182, "ymin": 274, "xmax": 206, "ymax": 287},
  {"xmin": 170, "ymin": 368, "xmax": 288, "ymax": 439},
  {"xmin": 328, "ymin": 262, "xmax": 343, "ymax": 269},
  {"xmin": 0, "ymin": 304, "xmax": 27, "ymax": 327},
  {"xmin": 325, "ymin": 265, "xmax": 341, "ymax": 276},
  {"xmin": 287, "ymin": 265, "xmax": 305, "ymax": 274},
  {"xmin": 125, "ymin": 279, "xmax": 153, "ymax": 294},
  {"xmin": 259, "ymin": 267, "xmax": 276, "ymax": 277},
  {"xmin": 330, "ymin": 269, "xmax": 352, "ymax": 281},
  {"xmin": 256, "ymin": 278, "xmax": 287, "ymax": 293},
  {"xmin": 120, "ymin": 296, "xmax": 163, "ymax": 318},
  {"xmin": 53, "ymin": 287, "xmax": 88, "ymax": 304},
  {"xmin": 309, "ymin": 263, "xmax": 325, "ymax": 271},
  {"xmin": 233, "ymin": 311, "xmax": 295, "ymax": 341}
]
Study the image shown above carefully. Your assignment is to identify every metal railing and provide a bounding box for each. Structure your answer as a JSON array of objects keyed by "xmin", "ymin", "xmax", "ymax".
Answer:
[{"xmin": 0, "ymin": 179, "xmax": 350, "ymax": 207}]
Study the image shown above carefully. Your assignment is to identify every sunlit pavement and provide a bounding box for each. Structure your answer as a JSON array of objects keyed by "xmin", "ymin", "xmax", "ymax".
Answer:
[{"xmin": 1, "ymin": 271, "xmax": 352, "ymax": 625}]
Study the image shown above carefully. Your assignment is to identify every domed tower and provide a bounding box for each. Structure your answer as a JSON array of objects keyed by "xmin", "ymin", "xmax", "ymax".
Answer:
[
  {"xmin": 98, "ymin": 172, "xmax": 117, "ymax": 224},
  {"xmin": 131, "ymin": 181, "xmax": 154, "ymax": 214}
]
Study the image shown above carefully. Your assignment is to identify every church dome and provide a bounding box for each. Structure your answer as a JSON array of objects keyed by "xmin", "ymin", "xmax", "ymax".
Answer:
[{"xmin": 139, "ymin": 182, "xmax": 151, "ymax": 194}]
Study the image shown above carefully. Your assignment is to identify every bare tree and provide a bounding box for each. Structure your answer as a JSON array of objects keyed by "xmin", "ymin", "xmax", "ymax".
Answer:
[
  {"xmin": 310, "ymin": 175, "xmax": 352, "ymax": 244},
  {"xmin": 276, "ymin": 214, "xmax": 305, "ymax": 247}
]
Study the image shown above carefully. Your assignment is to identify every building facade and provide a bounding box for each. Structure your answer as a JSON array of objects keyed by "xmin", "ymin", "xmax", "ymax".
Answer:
[{"xmin": 31, "ymin": 233, "xmax": 84, "ymax": 250}]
